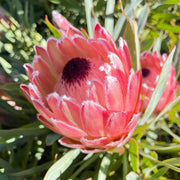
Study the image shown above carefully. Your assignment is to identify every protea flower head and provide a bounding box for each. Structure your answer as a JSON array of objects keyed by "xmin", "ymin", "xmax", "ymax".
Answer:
[
  {"xmin": 141, "ymin": 51, "xmax": 178, "ymax": 113},
  {"xmin": 20, "ymin": 11, "xmax": 142, "ymax": 153}
]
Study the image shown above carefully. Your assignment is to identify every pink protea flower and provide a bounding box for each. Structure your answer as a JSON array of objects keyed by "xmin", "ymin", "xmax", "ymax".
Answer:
[
  {"xmin": 141, "ymin": 51, "xmax": 178, "ymax": 113},
  {"xmin": 20, "ymin": 11, "xmax": 142, "ymax": 153}
]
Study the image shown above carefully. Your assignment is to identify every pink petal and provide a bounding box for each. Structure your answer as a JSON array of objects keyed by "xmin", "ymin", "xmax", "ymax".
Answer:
[
  {"xmin": 47, "ymin": 38, "xmax": 64, "ymax": 73},
  {"xmin": 89, "ymin": 39, "xmax": 109, "ymax": 61},
  {"xmin": 46, "ymin": 92, "xmax": 60, "ymax": 113},
  {"xmin": 59, "ymin": 138, "xmax": 106, "ymax": 153},
  {"xmin": 52, "ymin": 11, "xmax": 71, "ymax": 34},
  {"xmin": 34, "ymin": 45, "xmax": 49, "ymax": 63},
  {"xmin": 31, "ymin": 73, "xmax": 47, "ymax": 99},
  {"xmin": 38, "ymin": 114, "xmax": 55, "ymax": 130},
  {"xmin": 31, "ymin": 98, "xmax": 54, "ymax": 120},
  {"xmin": 57, "ymin": 36, "xmax": 82, "ymax": 60},
  {"xmin": 31, "ymin": 69, "xmax": 55, "ymax": 95},
  {"xmin": 28, "ymin": 83, "xmax": 42, "ymax": 100},
  {"xmin": 104, "ymin": 112, "xmax": 128, "ymax": 138},
  {"xmin": 58, "ymin": 96, "xmax": 82, "ymax": 128},
  {"xmin": 108, "ymin": 52, "xmax": 125, "ymax": 74},
  {"xmin": 80, "ymin": 148, "xmax": 105, "ymax": 153},
  {"xmin": 105, "ymin": 75, "xmax": 124, "ymax": 111},
  {"xmin": 118, "ymin": 38, "xmax": 132, "ymax": 73},
  {"xmin": 47, "ymin": 93, "xmax": 83, "ymax": 128},
  {"xmin": 73, "ymin": 36, "xmax": 99, "ymax": 58},
  {"xmin": 87, "ymin": 79, "xmax": 106, "ymax": 107},
  {"xmin": 104, "ymin": 113, "xmax": 140, "ymax": 149},
  {"xmin": 23, "ymin": 63, "xmax": 34, "ymax": 81},
  {"xmin": 67, "ymin": 25, "xmax": 84, "ymax": 38},
  {"xmin": 33, "ymin": 55, "xmax": 57, "ymax": 80},
  {"xmin": 20, "ymin": 84, "xmax": 31, "ymax": 101},
  {"xmin": 59, "ymin": 137, "xmax": 85, "ymax": 148},
  {"xmin": 81, "ymin": 101, "xmax": 109, "ymax": 137},
  {"xmin": 52, "ymin": 118, "xmax": 86, "ymax": 141},
  {"xmin": 94, "ymin": 24, "xmax": 118, "ymax": 54},
  {"xmin": 125, "ymin": 113, "xmax": 140, "ymax": 133},
  {"xmin": 125, "ymin": 70, "xmax": 141, "ymax": 112},
  {"xmin": 80, "ymin": 136, "xmax": 110, "ymax": 147}
]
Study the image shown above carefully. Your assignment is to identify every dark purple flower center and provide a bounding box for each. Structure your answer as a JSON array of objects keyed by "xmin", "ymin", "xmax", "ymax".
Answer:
[
  {"xmin": 142, "ymin": 68, "xmax": 150, "ymax": 77},
  {"xmin": 62, "ymin": 57, "xmax": 90, "ymax": 85}
]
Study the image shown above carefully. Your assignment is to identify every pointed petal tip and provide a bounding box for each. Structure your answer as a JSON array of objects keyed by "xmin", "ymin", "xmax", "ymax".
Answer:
[
  {"xmin": 52, "ymin": 10, "xmax": 59, "ymax": 16},
  {"xmin": 47, "ymin": 92, "xmax": 59, "ymax": 100},
  {"xmin": 20, "ymin": 84, "xmax": 29, "ymax": 91}
]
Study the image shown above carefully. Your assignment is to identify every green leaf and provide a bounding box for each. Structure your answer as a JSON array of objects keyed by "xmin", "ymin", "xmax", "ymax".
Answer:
[
  {"xmin": 104, "ymin": 0, "xmax": 115, "ymax": 35},
  {"xmin": 137, "ymin": 5, "xmax": 148, "ymax": 35},
  {"xmin": 0, "ymin": 122, "xmax": 50, "ymax": 141},
  {"xmin": 161, "ymin": 125, "xmax": 180, "ymax": 142},
  {"xmin": 113, "ymin": 0, "xmax": 142, "ymax": 41},
  {"xmin": 0, "ymin": 174, "xmax": 12, "ymax": 180},
  {"xmin": 45, "ymin": 15, "xmax": 61, "ymax": 38},
  {"xmin": 173, "ymin": 35, "xmax": 180, "ymax": 79},
  {"xmin": 140, "ymin": 151, "xmax": 180, "ymax": 173},
  {"xmin": 129, "ymin": 138, "xmax": 139, "ymax": 173},
  {"xmin": 152, "ymin": 37, "xmax": 162, "ymax": 52},
  {"xmin": 0, "ymin": 158, "xmax": 14, "ymax": 171},
  {"xmin": 9, "ymin": 161, "xmax": 53, "ymax": 177},
  {"xmin": 46, "ymin": 133, "xmax": 61, "ymax": 146},
  {"xmin": 139, "ymin": 47, "xmax": 176, "ymax": 125},
  {"xmin": 164, "ymin": 0, "xmax": 180, "ymax": 4},
  {"xmin": 126, "ymin": 171, "xmax": 141, "ymax": 180},
  {"xmin": 139, "ymin": 143, "xmax": 180, "ymax": 153},
  {"xmin": 70, "ymin": 153, "xmax": 99, "ymax": 179},
  {"xmin": 44, "ymin": 149, "xmax": 80, "ymax": 180},
  {"xmin": 167, "ymin": 98, "xmax": 180, "ymax": 126},
  {"xmin": 84, "ymin": 0, "xmax": 94, "ymax": 38},
  {"xmin": 97, "ymin": 153, "xmax": 112, "ymax": 180},
  {"xmin": 164, "ymin": 158, "xmax": 180, "ymax": 166},
  {"xmin": 123, "ymin": 150, "xmax": 128, "ymax": 180},
  {"xmin": 157, "ymin": 23, "xmax": 180, "ymax": 33},
  {"xmin": 123, "ymin": 21, "xmax": 140, "ymax": 70},
  {"xmin": 141, "ymin": 38, "xmax": 154, "ymax": 52},
  {"xmin": 152, "ymin": 167, "xmax": 168, "ymax": 178}
]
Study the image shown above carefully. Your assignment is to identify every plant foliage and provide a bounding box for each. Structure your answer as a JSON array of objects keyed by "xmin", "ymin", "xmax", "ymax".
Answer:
[{"xmin": 0, "ymin": 0, "xmax": 180, "ymax": 179}]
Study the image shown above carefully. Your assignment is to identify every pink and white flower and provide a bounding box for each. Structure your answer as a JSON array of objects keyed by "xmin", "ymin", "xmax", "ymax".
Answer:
[
  {"xmin": 20, "ymin": 12, "xmax": 142, "ymax": 153},
  {"xmin": 141, "ymin": 51, "xmax": 178, "ymax": 113}
]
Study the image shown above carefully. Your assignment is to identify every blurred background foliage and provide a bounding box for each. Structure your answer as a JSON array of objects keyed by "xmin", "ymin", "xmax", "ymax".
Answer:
[{"xmin": 0, "ymin": 0, "xmax": 180, "ymax": 179}]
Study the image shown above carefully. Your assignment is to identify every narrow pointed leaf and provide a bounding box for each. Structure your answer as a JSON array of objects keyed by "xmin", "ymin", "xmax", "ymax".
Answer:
[
  {"xmin": 137, "ymin": 5, "xmax": 148, "ymax": 35},
  {"xmin": 44, "ymin": 149, "xmax": 80, "ymax": 180},
  {"xmin": 152, "ymin": 167, "xmax": 168, "ymax": 178},
  {"xmin": 84, "ymin": 0, "xmax": 93, "ymax": 38},
  {"xmin": 153, "ymin": 37, "xmax": 162, "ymax": 52},
  {"xmin": 140, "ymin": 151, "xmax": 180, "ymax": 173},
  {"xmin": 173, "ymin": 35, "xmax": 180, "ymax": 79},
  {"xmin": 105, "ymin": 0, "xmax": 115, "ymax": 35},
  {"xmin": 9, "ymin": 161, "xmax": 53, "ymax": 177},
  {"xmin": 45, "ymin": 15, "xmax": 61, "ymax": 38},
  {"xmin": 123, "ymin": 21, "xmax": 140, "ymax": 70},
  {"xmin": 0, "ymin": 126, "xmax": 49, "ymax": 140},
  {"xmin": 129, "ymin": 138, "xmax": 139, "ymax": 173},
  {"xmin": 70, "ymin": 153, "xmax": 99, "ymax": 179},
  {"xmin": 141, "ymin": 38, "xmax": 155, "ymax": 52},
  {"xmin": 113, "ymin": 0, "xmax": 142, "ymax": 41},
  {"xmin": 98, "ymin": 153, "xmax": 112, "ymax": 180}
]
